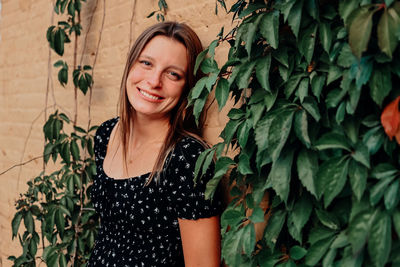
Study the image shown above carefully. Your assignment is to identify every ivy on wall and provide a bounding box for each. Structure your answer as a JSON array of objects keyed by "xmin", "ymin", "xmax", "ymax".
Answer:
[
  {"xmin": 9, "ymin": 0, "xmax": 102, "ymax": 266},
  {"xmin": 190, "ymin": 0, "xmax": 400, "ymax": 266}
]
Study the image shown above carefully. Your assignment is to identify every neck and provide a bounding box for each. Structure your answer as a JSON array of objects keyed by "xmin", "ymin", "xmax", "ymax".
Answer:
[{"xmin": 129, "ymin": 112, "xmax": 171, "ymax": 148}]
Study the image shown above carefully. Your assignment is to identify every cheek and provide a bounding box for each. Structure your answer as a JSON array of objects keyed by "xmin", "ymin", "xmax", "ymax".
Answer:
[{"xmin": 126, "ymin": 65, "xmax": 143, "ymax": 85}]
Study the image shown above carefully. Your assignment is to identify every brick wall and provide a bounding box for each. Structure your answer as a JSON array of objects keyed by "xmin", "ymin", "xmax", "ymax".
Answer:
[{"xmin": 0, "ymin": 0, "xmax": 232, "ymax": 264}]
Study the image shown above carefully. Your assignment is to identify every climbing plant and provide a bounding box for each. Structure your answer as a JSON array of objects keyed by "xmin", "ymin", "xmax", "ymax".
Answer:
[
  {"xmin": 147, "ymin": 0, "xmax": 168, "ymax": 22},
  {"xmin": 190, "ymin": 0, "xmax": 400, "ymax": 266},
  {"xmin": 8, "ymin": 0, "xmax": 100, "ymax": 266}
]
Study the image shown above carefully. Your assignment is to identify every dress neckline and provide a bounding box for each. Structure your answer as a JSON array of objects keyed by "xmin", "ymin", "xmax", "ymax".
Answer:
[{"xmin": 100, "ymin": 117, "xmax": 152, "ymax": 182}]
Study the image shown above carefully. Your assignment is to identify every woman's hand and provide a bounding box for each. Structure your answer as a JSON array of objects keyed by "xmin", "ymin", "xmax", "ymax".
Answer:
[{"xmin": 178, "ymin": 216, "xmax": 221, "ymax": 267}]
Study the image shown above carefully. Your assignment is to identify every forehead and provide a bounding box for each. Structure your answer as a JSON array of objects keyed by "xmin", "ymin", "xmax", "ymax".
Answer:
[{"xmin": 139, "ymin": 35, "xmax": 188, "ymax": 70}]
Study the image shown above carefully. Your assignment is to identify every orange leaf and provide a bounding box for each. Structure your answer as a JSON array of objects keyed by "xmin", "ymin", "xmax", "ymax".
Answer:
[{"xmin": 381, "ymin": 96, "xmax": 400, "ymax": 140}]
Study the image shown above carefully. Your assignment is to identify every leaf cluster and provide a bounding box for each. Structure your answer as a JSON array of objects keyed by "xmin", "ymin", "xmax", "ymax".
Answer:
[
  {"xmin": 9, "ymin": 111, "xmax": 99, "ymax": 267},
  {"xmin": 190, "ymin": 0, "xmax": 400, "ymax": 266},
  {"xmin": 10, "ymin": 0, "xmax": 100, "ymax": 266},
  {"xmin": 47, "ymin": 0, "xmax": 92, "ymax": 96},
  {"xmin": 147, "ymin": 0, "xmax": 168, "ymax": 22}
]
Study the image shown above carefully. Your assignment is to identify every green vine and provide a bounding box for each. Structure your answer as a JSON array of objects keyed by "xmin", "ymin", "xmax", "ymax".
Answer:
[
  {"xmin": 190, "ymin": 0, "xmax": 400, "ymax": 266},
  {"xmin": 9, "ymin": 0, "xmax": 101, "ymax": 266}
]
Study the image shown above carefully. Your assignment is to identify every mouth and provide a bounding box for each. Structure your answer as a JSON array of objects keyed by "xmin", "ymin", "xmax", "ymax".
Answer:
[{"xmin": 138, "ymin": 88, "xmax": 164, "ymax": 101}]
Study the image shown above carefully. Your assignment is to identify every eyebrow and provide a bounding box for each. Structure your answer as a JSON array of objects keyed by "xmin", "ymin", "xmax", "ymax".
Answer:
[{"xmin": 139, "ymin": 55, "xmax": 186, "ymax": 74}]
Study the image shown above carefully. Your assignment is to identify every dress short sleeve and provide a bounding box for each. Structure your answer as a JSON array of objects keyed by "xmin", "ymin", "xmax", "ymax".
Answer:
[{"xmin": 162, "ymin": 137, "xmax": 222, "ymax": 220}]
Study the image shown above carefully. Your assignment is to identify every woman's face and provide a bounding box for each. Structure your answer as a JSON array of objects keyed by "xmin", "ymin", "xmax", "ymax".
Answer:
[{"xmin": 126, "ymin": 35, "xmax": 188, "ymax": 120}]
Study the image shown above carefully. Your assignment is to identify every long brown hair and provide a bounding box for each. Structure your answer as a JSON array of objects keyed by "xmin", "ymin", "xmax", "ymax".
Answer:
[{"xmin": 117, "ymin": 21, "xmax": 205, "ymax": 184}]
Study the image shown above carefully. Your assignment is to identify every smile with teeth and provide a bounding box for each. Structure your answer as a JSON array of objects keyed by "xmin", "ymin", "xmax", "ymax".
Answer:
[{"xmin": 139, "ymin": 89, "xmax": 163, "ymax": 100}]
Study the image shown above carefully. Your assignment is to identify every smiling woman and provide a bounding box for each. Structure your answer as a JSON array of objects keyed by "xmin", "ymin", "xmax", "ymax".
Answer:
[
  {"xmin": 88, "ymin": 22, "xmax": 222, "ymax": 267},
  {"xmin": 127, "ymin": 36, "xmax": 188, "ymax": 120}
]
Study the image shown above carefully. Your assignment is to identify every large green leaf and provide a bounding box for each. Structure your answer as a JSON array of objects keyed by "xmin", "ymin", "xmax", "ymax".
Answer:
[
  {"xmin": 308, "ymin": 225, "xmax": 336, "ymax": 245},
  {"xmin": 314, "ymin": 132, "xmax": 352, "ymax": 152},
  {"xmin": 337, "ymin": 43, "xmax": 357, "ymax": 67},
  {"xmin": 193, "ymin": 97, "xmax": 207, "ymax": 124},
  {"xmin": 245, "ymin": 15, "xmax": 263, "ymax": 56},
  {"xmin": 369, "ymin": 66, "xmax": 392, "ymax": 107},
  {"xmin": 255, "ymin": 114, "xmax": 274, "ymax": 152},
  {"xmin": 302, "ymin": 96, "xmax": 321, "ymax": 122},
  {"xmin": 222, "ymin": 228, "xmax": 243, "ymax": 266},
  {"xmin": 290, "ymin": 246, "xmax": 307, "ymax": 261},
  {"xmin": 221, "ymin": 208, "xmax": 244, "ymax": 229},
  {"xmin": 351, "ymin": 142, "xmax": 370, "ymax": 168},
  {"xmin": 194, "ymin": 48, "xmax": 208, "ymax": 75},
  {"xmin": 11, "ymin": 212, "xmax": 23, "ymax": 239},
  {"xmin": 294, "ymin": 109, "xmax": 311, "ymax": 148},
  {"xmin": 194, "ymin": 148, "xmax": 212, "ymax": 183},
  {"xmin": 305, "ymin": 235, "xmax": 336, "ymax": 266},
  {"xmin": 348, "ymin": 209, "xmax": 374, "ymax": 254},
  {"xmin": 205, "ymin": 157, "xmax": 235, "ymax": 199},
  {"xmin": 348, "ymin": 5, "xmax": 379, "ymax": 59},
  {"xmin": 287, "ymin": 0, "xmax": 304, "ymax": 38},
  {"xmin": 70, "ymin": 139, "xmax": 80, "ymax": 161},
  {"xmin": 310, "ymin": 74, "xmax": 326, "ymax": 101},
  {"xmin": 287, "ymin": 194, "xmax": 312, "ymax": 243},
  {"xmin": 285, "ymin": 73, "xmax": 304, "ymax": 98},
  {"xmin": 377, "ymin": 8, "xmax": 400, "ymax": 58},
  {"xmin": 268, "ymin": 108, "xmax": 296, "ymax": 161},
  {"xmin": 370, "ymin": 163, "xmax": 398, "ymax": 179},
  {"xmin": 347, "ymin": 82, "xmax": 361, "ymax": 114},
  {"xmin": 236, "ymin": 61, "xmax": 256, "ymax": 89},
  {"xmin": 326, "ymin": 88, "xmax": 347, "ymax": 108},
  {"xmin": 265, "ymin": 148, "xmax": 294, "ymax": 204},
  {"xmin": 260, "ymin": 11, "xmax": 279, "ymax": 49},
  {"xmin": 351, "ymin": 56, "xmax": 373, "ymax": 89},
  {"xmin": 319, "ymin": 22, "xmax": 332, "ymax": 53},
  {"xmin": 297, "ymin": 148, "xmax": 318, "ymax": 197},
  {"xmin": 238, "ymin": 120, "xmax": 251, "ymax": 148},
  {"xmin": 276, "ymin": 0, "xmax": 296, "ymax": 21},
  {"xmin": 59, "ymin": 253, "xmax": 67, "ymax": 267},
  {"xmin": 316, "ymin": 156, "xmax": 350, "ymax": 207},
  {"xmin": 384, "ymin": 180, "xmax": 399, "ymax": 210},
  {"xmin": 24, "ymin": 211, "xmax": 34, "ymax": 234},
  {"xmin": 238, "ymin": 153, "xmax": 253, "ymax": 175},
  {"xmin": 305, "ymin": 0, "xmax": 319, "ymax": 20},
  {"xmin": 263, "ymin": 209, "xmax": 287, "ymax": 249},
  {"xmin": 296, "ymin": 78, "xmax": 309, "ymax": 103},
  {"xmin": 362, "ymin": 126, "xmax": 385, "ymax": 155},
  {"xmin": 298, "ymin": 24, "xmax": 318, "ymax": 64},
  {"xmin": 200, "ymin": 57, "xmax": 219, "ymax": 74},
  {"xmin": 339, "ymin": 0, "xmax": 360, "ymax": 24},
  {"xmin": 256, "ymin": 54, "xmax": 271, "ymax": 91},
  {"xmin": 368, "ymin": 210, "xmax": 392, "ymax": 267},
  {"xmin": 242, "ymin": 223, "xmax": 256, "ymax": 256},
  {"xmin": 54, "ymin": 28, "xmax": 65, "ymax": 56},
  {"xmin": 348, "ymin": 160, "xmax": 368, "ymax": 201},
  {"xmin": 370, "ymin": 176, "xmax": 396, "ymax": 206},
  {"xmin": 215, "ymin": 78, "xmax": 229, "ymax": 110}
]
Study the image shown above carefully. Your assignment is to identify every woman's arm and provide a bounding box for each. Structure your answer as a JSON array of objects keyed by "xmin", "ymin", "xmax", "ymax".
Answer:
[{"xmin": 178, "ymin": 216, "xmax": 221, "ymax": 267}]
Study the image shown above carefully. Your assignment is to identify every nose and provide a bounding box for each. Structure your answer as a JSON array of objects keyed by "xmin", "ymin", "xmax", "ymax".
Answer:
[{"xmin": 146, "ymin": 70, "xmax": 162, "ymax": 89}]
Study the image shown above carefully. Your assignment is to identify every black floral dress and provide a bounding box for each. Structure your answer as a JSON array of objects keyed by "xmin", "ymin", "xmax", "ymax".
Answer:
[{"xmin": 88, "ymin": 117, "xmax": 222, "ymax": 267}]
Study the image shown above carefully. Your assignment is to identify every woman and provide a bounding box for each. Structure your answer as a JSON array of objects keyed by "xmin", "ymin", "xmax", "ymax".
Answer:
[{"xmin": 89, "ymin": 22, "xmax": 222, "ymax": 267}]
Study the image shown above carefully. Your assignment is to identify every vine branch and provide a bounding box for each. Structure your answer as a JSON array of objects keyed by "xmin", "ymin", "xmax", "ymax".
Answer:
[{"xmin": 88, "ymin": 0, "xmax": 106, "ymax": 130}]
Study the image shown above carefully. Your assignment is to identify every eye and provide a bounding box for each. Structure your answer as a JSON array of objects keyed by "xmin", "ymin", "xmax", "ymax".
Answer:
[
  {"xmin": 167, "ymin": 71, "xmax": 181, "ymax": 81},
  {"xmin": 139, "ymin": 60, "xmax": 151, "ymax": 67}
]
